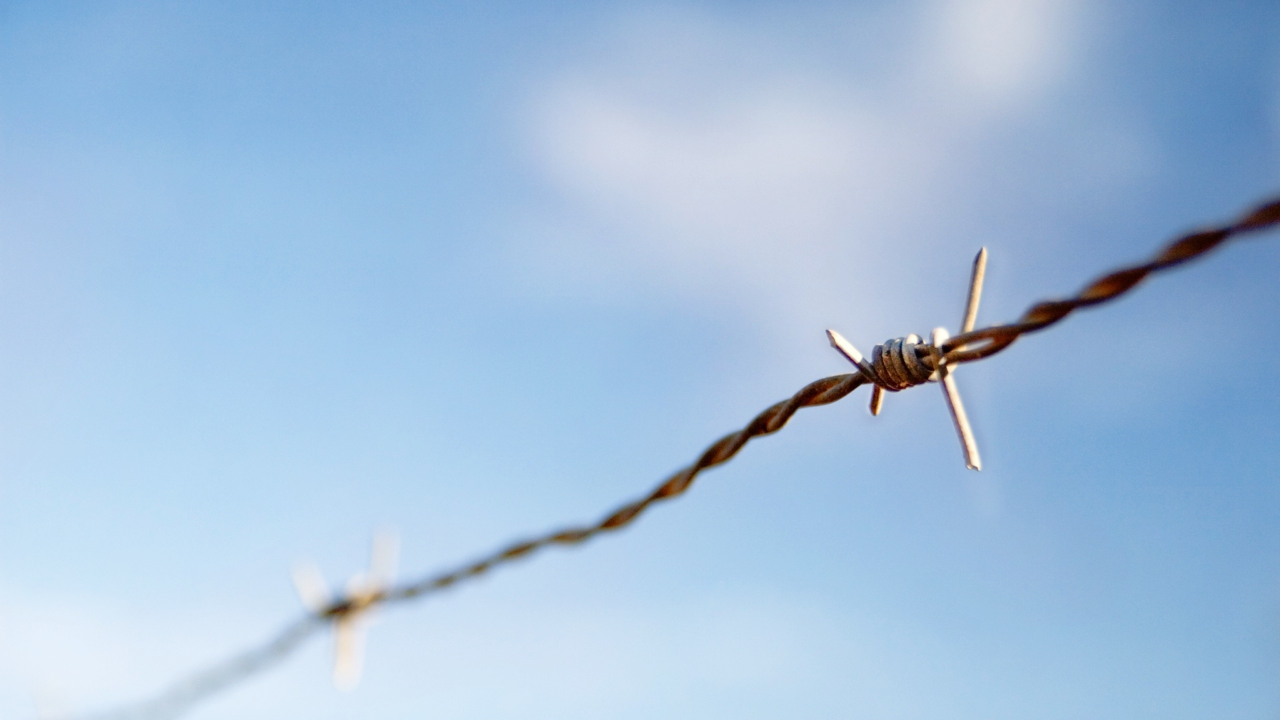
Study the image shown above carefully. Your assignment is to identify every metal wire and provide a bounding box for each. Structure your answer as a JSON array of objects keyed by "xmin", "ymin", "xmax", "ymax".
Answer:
[
  {"xmin": 939, "ymin": 197, "xmax": 1280, "ymax": 364},
  {"xmin": 74, "ymin": 194, "xmax": 1280, "ymax": 720}
]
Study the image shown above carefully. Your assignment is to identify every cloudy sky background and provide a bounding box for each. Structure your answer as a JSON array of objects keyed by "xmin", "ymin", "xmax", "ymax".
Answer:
[{"xmin": 1, "ymin": 1, "xmax": 1279, "ymax": 718}]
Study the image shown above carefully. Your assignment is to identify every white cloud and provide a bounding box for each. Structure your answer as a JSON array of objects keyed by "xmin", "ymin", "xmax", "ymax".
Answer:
[
  {"xmin": 512, "ymin": 1, "xmax": 1144, "ymax": 364},
  {"xmin": 931, "ymin": 0, "xmax": 1082, "ymax": 104}
]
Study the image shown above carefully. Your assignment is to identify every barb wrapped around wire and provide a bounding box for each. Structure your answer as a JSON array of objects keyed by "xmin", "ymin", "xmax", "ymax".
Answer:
[
  {"xmin": 74, "ymin": 194, "xmax": 1280, "ymax": 720},
  {"xmin": 827, "ymin": 246, "xmax": 989, "ymax": 470}
]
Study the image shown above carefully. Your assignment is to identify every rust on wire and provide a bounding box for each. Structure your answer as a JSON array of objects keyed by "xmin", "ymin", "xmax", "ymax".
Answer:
[
  {"xmin": 938, "ymin": 197, "xmax": 1280, "ymax": 363},
  {"xmin": 78, "ymin": 195, "xmax": 1280, "ymax": 720}
]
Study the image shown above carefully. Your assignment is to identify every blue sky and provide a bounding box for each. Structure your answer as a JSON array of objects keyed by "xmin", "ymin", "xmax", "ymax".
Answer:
[{"xmin": 1, "ymin": 1, "xmax": 1279, "ymax": 718}]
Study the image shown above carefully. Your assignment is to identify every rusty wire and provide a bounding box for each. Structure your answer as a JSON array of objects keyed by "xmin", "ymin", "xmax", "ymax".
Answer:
[
  {"xmin": 938, "ymin": 197, "xmax": 1280, "ymax": 364},
  {"xmin": 77, "ymin": 194, "xmax": 1280, "ymax": 720}
]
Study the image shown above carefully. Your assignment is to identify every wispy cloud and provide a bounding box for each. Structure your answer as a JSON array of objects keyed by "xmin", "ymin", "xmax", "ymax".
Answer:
[
  {"xmin": 929, "ymin": 0, "xmax": 1081, "ymax": 103},
  {"xmin": 512, "ymin": 1, "xmax": 1153, "ymax": 358}
]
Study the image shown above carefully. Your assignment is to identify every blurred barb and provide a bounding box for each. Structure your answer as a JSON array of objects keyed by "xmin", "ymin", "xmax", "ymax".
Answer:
[
  {"xmin": 71, "ymin": 194, "xmax": 1280, "ymax": 720},
  {"xmin": 292, "ymin": 530, "xmax": 399, "ymax": 691}
]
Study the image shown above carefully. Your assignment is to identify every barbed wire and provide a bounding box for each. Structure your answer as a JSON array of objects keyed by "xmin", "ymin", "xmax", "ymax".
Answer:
[
  {"xmin": 75, "ymin": 194, "xmax": 1280, "ymax": 720},
  {"xmin": 937, "ymin": 197, "xmax": 1280, "ymax": 364}
]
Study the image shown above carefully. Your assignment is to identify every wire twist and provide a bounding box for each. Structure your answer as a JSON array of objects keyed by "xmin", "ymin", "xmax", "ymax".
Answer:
[
  {"xmin": 860, "ymin": 334, "xmax": 937, "ymax": 391},
  {"xmin": 389, "ymin": 371, "xmax": 865, "ymax": 600},
  {"xmin": 939, "ymin": 197, "xmax": 1280, "ymax": 364}
]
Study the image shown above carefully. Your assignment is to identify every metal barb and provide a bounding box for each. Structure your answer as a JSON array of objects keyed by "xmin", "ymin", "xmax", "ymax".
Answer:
[
  {"xmin": 941, "ymin": 246, "xmax": 989, "ymax": 470},
  {"xmin": 291, "ymin": 530, "xmax": 399, "ymax": 692},
  {"xmin": 962, "ymin": 247, "xmax": 988, "ymax": 334},
  {"xmin": 826, "ymin": 329, "xmax": 874, "ymax": 378},
  {"xmin": 933, "ymin": 327, "xmax": 982, "ymax": 471},
  {"xmin": 825, "ymin": 248, "xmax": 988, "ymax": 470},
  {"xmin": 868, "ymin": 386, "xmax": 884, "ymax": 416}
]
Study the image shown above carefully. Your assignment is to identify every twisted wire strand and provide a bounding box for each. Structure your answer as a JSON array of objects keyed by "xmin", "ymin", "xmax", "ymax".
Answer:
[
  {"xmin": 386, "ymin": 372, "xmax": 866, "ymax": 602},
  {"xmin": 77, "ymin": 194, "xmax": 1280, "ymax": 720},
  {"xmin": 939, "ymin": 197, "xmax": 1280, "ymax": 364}
]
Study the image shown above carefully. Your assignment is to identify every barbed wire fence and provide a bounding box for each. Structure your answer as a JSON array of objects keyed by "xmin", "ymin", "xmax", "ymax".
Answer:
[{"xmin": 72, "ymin": 195, "xmax": 1280, "ymax": 720}]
